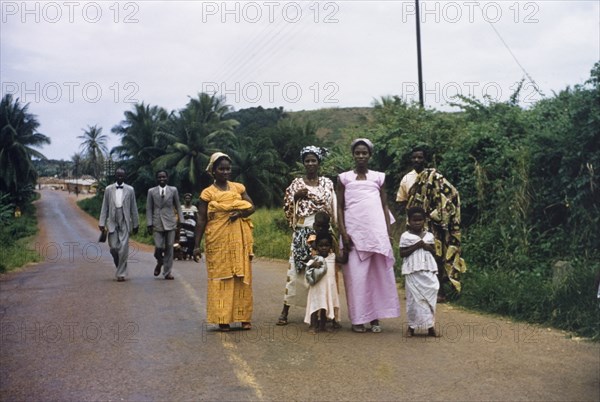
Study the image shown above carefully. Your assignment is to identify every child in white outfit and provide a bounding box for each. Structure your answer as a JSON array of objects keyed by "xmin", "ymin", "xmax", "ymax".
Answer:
[
  {"xmin": 304, "ymin": 232, "xmax": 347, "ymax": 333},
  {"xmin": 400, "ymin": 206, "xmax": 440, "ymax": 337}
]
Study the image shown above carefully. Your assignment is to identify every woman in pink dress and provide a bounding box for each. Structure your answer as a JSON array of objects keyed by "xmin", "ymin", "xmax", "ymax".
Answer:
[{"xmin": 336, "ymin": 138, "xmax": 401, "ymax": 333}]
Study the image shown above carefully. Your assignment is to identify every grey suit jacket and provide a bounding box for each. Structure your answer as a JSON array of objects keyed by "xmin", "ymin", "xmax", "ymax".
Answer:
[
  {"xmin": 146, "ymin": 185, "xmax": 184, "ymax": 231},
  {"xmin": 99, "ymin": 183, "xmax": 139, "ymax": 233}
]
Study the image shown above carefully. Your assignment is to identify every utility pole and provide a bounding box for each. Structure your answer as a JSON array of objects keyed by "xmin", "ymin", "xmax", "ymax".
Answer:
[{"xmin": 415, "ymin": 0, "xmax": 424, "ymax": 107}]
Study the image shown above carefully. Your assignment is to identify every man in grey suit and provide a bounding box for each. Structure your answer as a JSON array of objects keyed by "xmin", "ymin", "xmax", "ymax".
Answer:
[
  {"xmin": 99, "ymin": 168, "xmax": 139, "ymax": 282},
  {"xmin": 147, "ymin": 170, "xmax": 184, "ymax": 280}
]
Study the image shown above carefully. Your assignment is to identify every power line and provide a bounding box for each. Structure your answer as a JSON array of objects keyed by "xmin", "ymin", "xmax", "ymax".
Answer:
[
  {"xmin": 218, "ymin": 2, "xmax": 316, "ymax": 86},
  {"xmin": 487, "ymin": 21, "xmax": 545, "ymax": 98}
]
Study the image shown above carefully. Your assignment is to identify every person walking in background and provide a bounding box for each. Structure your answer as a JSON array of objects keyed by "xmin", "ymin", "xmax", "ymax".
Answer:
[
  {"xmin": 181, "ymin": 193, "xmax": 199, "ymax": 220},
  {"xmin": 147, "ymin": 170, "xmax": 184, "ymax": 280},
  {"xmin": 99, "ymin": 167, "xmax": 139, "ymax": 282},
  {"xmin": 400, "ymin": 206, "xmax": 439, "ymax": 337},
  {"xmin": 179, "ymin": 193, "xmax": 199, "ymax": 261},
  {"xmin": 194, "ymin": 152, "xmax": 255, "ymax": 331},
  {"xmin": 276, "ymin": 146, "xmax": 336, "ymax": 326},
  {"xmin": 337, "ymin": 138, "xmax": 401, "ymax": 333}
]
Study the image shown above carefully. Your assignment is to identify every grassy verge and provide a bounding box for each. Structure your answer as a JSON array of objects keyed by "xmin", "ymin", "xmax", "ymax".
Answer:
[
  {"xmin": 456, "ymin": 258, "xmax": 600, "ymax": 340},
  {"xmin": 1, "ymin": 236, "xmax": 42, "ymax": 272},
  {"xmin": 251, "ymin": 208, "xmax": 290, "ymax": 260},
  {"xmin": 0, "ymin": 200, "xmax": 42, "ymax": 273}
]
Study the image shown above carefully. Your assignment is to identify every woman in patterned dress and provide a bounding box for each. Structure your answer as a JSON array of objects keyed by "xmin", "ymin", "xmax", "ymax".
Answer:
[{"xmin": 276, "ymin": 146, "xmax": 336, "ymax": 326}]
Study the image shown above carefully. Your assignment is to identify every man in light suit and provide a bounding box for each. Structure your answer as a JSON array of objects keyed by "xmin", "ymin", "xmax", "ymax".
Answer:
[
  {"xmin": 147, "ymin": 170, "xmax": 184, "ymax": 280},
  {"xmin": 99, "ymin": 168, "xmax": 139, "ymax": 282}
]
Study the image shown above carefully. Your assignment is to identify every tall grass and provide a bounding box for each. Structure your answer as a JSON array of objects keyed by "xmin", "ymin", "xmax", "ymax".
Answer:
[
  {"xmin": 249, "ymin": 208, "xmax": 290, "ymax": 260},
  {"xmin": 0, "ymin": 201, "xmax": 42, "ymax": 272},
  {"xmin": 1, "ymin": 237, "xmax": 42, "ymax": 272},
  {"xmin": 458, "ymin": 258, "xmax": 599, "ymax": 340}
]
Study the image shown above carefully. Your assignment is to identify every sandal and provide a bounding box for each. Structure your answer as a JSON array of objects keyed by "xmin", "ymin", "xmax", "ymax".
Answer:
[
  {"xmin": 218, "ymin": 324, "xmax": 231, "ymax": 332},
  {"xmin": 276, "ymin": 315, "xmax": 288, "ymax": 326},
  {"xmin": 351, "ymin": 324, "xmax": 367, "ymax": 333},
  {"xmin": 241, "ymin": 322, "xmax": 252, "ymax": 330},
  {"xmin": 369, "ymin": 320, "xmax": 381, "ymax": 333}
]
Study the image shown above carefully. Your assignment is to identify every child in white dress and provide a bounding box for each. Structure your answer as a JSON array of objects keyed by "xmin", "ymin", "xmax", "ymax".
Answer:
[
  {"xmin": 304, "ymin": 232, "xmax": 347, "ymax": 333},
  {"xmin": 400, "ymin": 206, "xmax": 440, "ymax": 337}
]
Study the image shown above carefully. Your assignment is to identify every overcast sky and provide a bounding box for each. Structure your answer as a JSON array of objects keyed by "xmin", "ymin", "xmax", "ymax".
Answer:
[{"xmin": 1, "ymin": 0, "xmax": 598, "ymax": 160}]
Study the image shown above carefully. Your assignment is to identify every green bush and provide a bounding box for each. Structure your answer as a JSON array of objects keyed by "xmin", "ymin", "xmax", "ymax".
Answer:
[
  {"xmin": 251, "ymin": 208, "xmax": 290, "ymax": 260},
  {"xmin": 0, "ymin": 198, "xmax": 41, "ymax": 272},
  {"xmin": 77, "ymin": 195, "xmax": 103, "ymax": 217}
]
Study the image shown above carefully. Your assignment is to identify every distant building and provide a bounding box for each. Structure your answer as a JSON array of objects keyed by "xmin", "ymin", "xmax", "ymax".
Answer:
[
  {"xmin": 37, "ymin": 177, "xmax": 97, "ymax": 193},
  {"xmin": 64, "ymin": 179, "xmax": 97, "ymax": 194}
]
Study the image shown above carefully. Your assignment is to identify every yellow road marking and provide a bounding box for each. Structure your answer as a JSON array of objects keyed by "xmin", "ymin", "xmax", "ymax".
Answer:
[{"xmin": 179, "ymin": 274, "xmax": 264, "ymax": 400}]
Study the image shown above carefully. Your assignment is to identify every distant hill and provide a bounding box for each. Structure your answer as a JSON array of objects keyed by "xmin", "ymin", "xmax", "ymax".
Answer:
[{"xmin": 287, "ymin": 107, "xmax": 375, "ymax": 143}]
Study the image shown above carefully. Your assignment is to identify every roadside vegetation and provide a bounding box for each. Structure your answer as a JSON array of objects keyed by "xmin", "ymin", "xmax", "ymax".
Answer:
[
  {"xmin": 0, "ymin": 192, "xmax": 42, "ymax": 272},
  {"xmin": 0, "ymin": 95, "xmax": 50, "ymax": 272}
]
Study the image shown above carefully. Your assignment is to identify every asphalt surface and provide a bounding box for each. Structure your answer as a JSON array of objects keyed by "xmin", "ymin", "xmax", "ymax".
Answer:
[{"xmin": 0, "ymin": 189, "xmax": 598, "ymax": 401}]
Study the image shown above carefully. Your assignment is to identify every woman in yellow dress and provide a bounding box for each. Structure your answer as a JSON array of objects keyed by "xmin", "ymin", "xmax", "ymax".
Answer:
[{"xmin": 194, "ymin": 152, "xmax": 255, "ymax": 331}]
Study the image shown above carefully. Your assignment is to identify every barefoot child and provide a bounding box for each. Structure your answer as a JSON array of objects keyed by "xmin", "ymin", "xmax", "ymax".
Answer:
[
  {"xmin": 400, "ymin": 206, "xmax": 439, "ymax": 337},
  {"xmin": 304, "ymin": 232, "xmax": 348, "ymax": 333}
]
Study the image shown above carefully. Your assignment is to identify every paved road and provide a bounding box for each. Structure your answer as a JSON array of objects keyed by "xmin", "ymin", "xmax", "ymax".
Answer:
[{"xmin": 1, "ymin": 189, "xmax": 598, "ymax": 401}]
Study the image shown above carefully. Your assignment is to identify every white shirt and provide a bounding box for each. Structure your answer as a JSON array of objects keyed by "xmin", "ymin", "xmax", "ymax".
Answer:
[
  {"xmin": 400, "ymin": 230, "xmax": 438, "ymax": 275},
  {"xmin": 115, "ymin": 183, "xmax": 124, "ymax": 208},
  {"xmin": 396, "ymin": 169, "xmax": 419, "ymax": 202}
]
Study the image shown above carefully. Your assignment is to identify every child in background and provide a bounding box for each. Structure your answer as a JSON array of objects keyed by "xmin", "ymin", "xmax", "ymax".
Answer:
[
  {"xmin": 304, "ymin": 232, "xmax": 347, "ymax": 333},
  {"xmin": 306, "ymin": 210, "xmax": 332, "ymax": 250},
  {"xmin": 400, "ymin": 206, "xmax": 439, "ymax": 337}
]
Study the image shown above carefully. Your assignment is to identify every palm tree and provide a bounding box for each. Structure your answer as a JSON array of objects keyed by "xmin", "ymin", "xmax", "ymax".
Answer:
[
  {"xmin": 0, "ymin": 94, "xmax": 50, "ymax": 197},
  {"xmin": 227, "ymin": 135, "xmax": 288, "ymax": 207},
  {"xmin": 78, "ymin": 125, "xmax": 108, "ymax": 180},
  {"xmin": 154, "ymin": 93, "xmax": 238, "ymax": 192},
  {"xmin": 111, "ymin": 103, "xmax": 169, "ymax": 192},
  {"xmin": 270, "ymin": 118, "xmax": 319, "ymax": 168}
]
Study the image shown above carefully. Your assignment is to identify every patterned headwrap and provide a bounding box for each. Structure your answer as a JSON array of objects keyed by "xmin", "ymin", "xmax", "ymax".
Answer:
[
  {"xmin": 206, "ymin": 152, "xmax": 231, "ymax": 174},
  {"xmin": 350, "ymin": 138, "xmax": 374, "ymax": 154},
  {"xmin": 300, "ymin": 145, "xmax": 329, "ymax": 162}
]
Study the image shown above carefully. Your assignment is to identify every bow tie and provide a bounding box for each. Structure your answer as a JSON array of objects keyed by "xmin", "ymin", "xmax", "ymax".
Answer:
[{"xmin": 116, "ymin": 185, "xmax": 123, "ymax": 189}]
